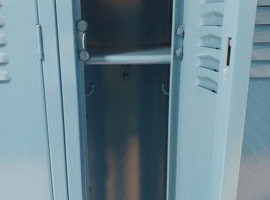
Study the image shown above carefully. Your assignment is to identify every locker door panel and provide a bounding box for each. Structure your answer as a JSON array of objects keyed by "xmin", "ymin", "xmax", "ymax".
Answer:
[
  {"xmin": 175, "ymin": 0, "xmax": 257, "ymax": 200},
  {"xmin": 0, "ymin": 1, "xmax": 53, "ymax": 200},
  {"xmin": 176, "ymin": 2, "xmax": 224, "ymax": 199}
]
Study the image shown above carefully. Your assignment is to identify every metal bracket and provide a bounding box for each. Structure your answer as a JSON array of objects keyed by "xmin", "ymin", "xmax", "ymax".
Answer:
[
  {"xmin": 77, "ymin": 19, "xmax": 90, "ymax": 61},
  {"xmin": 176, "ymin": 25, "xmax": 184, "ymax": 37},
  {"xmin": 175, "ymin": 46, "xmax": 183, "ymax": 59},
  {"xmin": 175, "ymin": 25, "xmax": 184, "ymax": 60}
]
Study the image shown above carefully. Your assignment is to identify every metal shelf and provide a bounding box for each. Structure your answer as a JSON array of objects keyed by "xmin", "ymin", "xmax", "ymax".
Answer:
[{"xmin": 85, "ymin": 47, "xmax": 171, "ymax": 65}]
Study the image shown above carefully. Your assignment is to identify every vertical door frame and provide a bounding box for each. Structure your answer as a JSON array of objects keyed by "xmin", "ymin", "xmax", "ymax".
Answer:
[
  {"xmin": 54, "ymin": 0, "xmax": 88, "ymax": 200},
  {"xmin": 167, "ymin": 0, "xmax": 184, "ymax": 200}
]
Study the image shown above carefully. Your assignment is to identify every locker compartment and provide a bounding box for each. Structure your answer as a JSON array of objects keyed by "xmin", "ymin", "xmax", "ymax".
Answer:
[
  {"xmin": 80, "ymin": 0, "xmax": 173, "ymax": 64},
  {"xmin": 80, "ymin": 0, "xmax": 173, "ymax": 199},
  {"xmin": 84, "ymin": 64, "xmax": 170, "ymax": 200}
]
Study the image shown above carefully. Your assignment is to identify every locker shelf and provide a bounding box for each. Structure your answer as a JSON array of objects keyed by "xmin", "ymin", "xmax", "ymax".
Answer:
[{"xmin": 85, "ymin": 47, "xmax": 171, "ymax": 65}]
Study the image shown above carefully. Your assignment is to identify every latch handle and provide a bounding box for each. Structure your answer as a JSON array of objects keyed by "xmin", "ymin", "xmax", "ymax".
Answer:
[{"xmin": 77, "ymin": 19, "xmax": 90, "ymax": 61}]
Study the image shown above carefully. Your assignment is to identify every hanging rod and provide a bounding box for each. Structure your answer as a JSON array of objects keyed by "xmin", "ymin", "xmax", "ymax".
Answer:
[{"xmin": 85, "ymin": 47, "xmax": 171, "ymax": 65}]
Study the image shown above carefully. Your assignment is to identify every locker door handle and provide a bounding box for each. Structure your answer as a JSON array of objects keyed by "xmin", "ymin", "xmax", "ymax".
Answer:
[
  {"xmin": 77, "ymin": 19, "xmax": 90, "ymax": 61},
  {"xmin": 0, "ymin": 69, "xmax": 11, "ymax": 83}
]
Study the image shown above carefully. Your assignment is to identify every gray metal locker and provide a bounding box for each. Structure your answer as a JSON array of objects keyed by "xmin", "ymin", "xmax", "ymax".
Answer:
[{"xmin": 1, "ymin": 0, "xmax": 268, "ymax": 200}]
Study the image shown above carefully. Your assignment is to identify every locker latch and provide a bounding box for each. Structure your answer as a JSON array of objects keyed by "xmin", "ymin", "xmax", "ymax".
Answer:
[{"xmin": 77, "ymin": 19, "xmax": 90, "ymax": 61}]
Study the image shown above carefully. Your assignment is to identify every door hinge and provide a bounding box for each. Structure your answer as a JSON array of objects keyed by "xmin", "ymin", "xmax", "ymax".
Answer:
[
  {"xmin": 36, "ymin": 24, "xmax": 44, "ymax": 61},
  {"xmin": 175, "ymin": 24, "xmax": 184, "ymax": 60},
  {"xmin": 176, "ymin": 25, "xmax": 184, "ymax": 37}
]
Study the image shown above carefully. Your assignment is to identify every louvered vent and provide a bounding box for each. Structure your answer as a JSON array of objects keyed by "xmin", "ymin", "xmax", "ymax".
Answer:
[
  {"xmin": 0, "ymin": 1, "xmax": 10, "ymax": 82},
  {"xmin": 250, "ymin": 0, "xmax": 270, "ymax": 78},
  {"xmin": 196, "ymin": 0, "xmax": 224, "ymax": 93}
]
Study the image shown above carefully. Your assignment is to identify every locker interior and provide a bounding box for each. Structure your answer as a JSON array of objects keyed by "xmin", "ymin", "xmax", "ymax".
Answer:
[{"xmin": 81, "ymin": 0, "xmax": 173, "ymax": 199}]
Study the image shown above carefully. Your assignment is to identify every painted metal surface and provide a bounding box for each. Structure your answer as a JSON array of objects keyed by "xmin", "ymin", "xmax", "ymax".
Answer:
[
  {"xmin": 250, "ymin": 4, "xmax": 270, "ymax": 78},
  {"xmin": 36, "ymin": 0, "xmax": 69, "ymax": 199},
  {"xmin": 211, "ymin": 0, "xmax": 257, "ymax": 199},
  {"xmin": 0, "ymin": 0, "xmax": 53, "ymax": 200},
  {"xmin": 237, "ymin": 79, "xmax": 270, "ymax": 200},
  {"xmin": 85, "ymin": 65, "xmax": 169, "ymax": 200},
  {"xmin": 176, "ymin": 1, "xmax": 225, "ymax": 199},
  {"xmin": 237, "ymin": 2, "xmax": 270, "ymax": 199},
  {"xmin": 55, "ymin": 0, "xmax": 86, "ymax": 200},
  {"xmin": 166, "ymin": 0, "xmax": 184, "ymax": 199},
  {"xmin": 176, "ymin": 0, "xmax": 257, "ymax": 200}
]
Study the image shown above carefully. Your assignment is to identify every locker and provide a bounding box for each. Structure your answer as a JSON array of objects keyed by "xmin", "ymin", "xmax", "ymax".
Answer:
[{"xmin": 1, "ymin": 0, "xmax": 268, "ymax": 200}]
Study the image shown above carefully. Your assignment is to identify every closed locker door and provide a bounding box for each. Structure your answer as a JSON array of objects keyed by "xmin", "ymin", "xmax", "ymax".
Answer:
[{"xmin": 0, "ymin": 1, "xmax": 53, "ymax": 200}]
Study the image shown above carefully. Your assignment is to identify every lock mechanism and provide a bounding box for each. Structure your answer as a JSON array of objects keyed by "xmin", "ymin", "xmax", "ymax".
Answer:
[{"xmin": 77, "ymin": 19, "xmax": 90, "ymax": 61}]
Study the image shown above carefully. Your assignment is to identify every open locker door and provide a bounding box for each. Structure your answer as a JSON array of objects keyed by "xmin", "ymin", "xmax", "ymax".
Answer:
[{"xmin": 175, "ymin": 0, "xmax": 257, "ymax": 200}]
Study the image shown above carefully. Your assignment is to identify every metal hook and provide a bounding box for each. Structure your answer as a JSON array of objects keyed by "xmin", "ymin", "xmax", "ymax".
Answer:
[
  {"xmin": 161, "ymin": 83, "xmax": 169, "ymax": 96},
  {"xmin": 86, "ymin": 84, "xmax": 96, "ymax": 97}
]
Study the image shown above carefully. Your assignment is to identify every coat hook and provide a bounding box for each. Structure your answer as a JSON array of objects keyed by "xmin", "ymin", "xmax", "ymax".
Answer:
[
  {"xmin": 161, "ymin": 83, "xmax": 169, "ymax": 96},
  {"xmin": 86, "ymin": 84, "xmax": 96, "ymax": 97}
]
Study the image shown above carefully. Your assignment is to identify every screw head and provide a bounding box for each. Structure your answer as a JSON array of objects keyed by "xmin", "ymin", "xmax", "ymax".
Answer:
[
  {"xmin": 175, "ymin": 48, "xmax": 183, "ymax": 57},
  {"xmin": 176, "ymin": 25, "xmax": 184, "ymax": 37},
  {"xmin": 80, "ymin": 50, "xmax": 90, "ymax": 61},
  {"xmin": 77, "ymin": 20, "xmax": 88, "ymax": 32}
]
